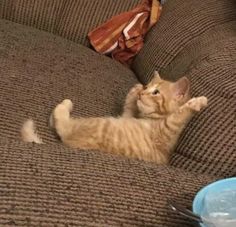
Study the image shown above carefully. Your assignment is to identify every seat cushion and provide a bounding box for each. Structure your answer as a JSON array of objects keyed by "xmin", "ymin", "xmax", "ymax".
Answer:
[
  {"xmin": 0, "ymin": 139, "xmax": 217, "ymax": 226},
  {"xmin": 0, "ymin": 19, "xmax": 138, "ymax": 143}
]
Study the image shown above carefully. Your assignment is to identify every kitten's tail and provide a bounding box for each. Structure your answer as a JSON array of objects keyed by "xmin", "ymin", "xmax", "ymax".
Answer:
[{"xmin": 21, "ymin": 119, "xmax": 43, "ymax": 144}]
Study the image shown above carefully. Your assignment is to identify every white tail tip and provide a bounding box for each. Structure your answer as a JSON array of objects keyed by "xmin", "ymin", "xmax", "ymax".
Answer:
[{"xmin": 21, "ymin": 119, "xmax": 43, "ymax": 144}]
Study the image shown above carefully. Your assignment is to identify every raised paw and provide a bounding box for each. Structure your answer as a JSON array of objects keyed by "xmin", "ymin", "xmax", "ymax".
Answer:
[
  {"xmin": 187, "ymin": 96, "xmax": 208, "ymax": 111},
  {"xmin": 129, "ymin": 84, "xmax": 143, "ymax": 96}
]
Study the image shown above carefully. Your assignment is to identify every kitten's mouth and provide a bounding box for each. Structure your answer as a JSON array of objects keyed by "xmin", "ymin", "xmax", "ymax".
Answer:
[
  {"xmin": 137, "ymin": 99, "xmax": 158, "ymax": 117},
  {"xmin": 137, "ymin": 98, "xmax": 147, "ymax": 109}
]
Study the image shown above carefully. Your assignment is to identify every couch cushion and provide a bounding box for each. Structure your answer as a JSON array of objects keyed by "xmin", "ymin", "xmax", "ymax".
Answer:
[
  {"xmin": 0, "ymin": 139, "xmax": 217, "ymax": 226},
  {"xmin": 0, "ymin": 0, "xmax": 140, "ymax": 46},
  {"xmin": 132, "ymin": 0, "xmax": 236, "ymax": 83},
  {"xmin": 0, "ymin": 19, "xmax": 138, "ymax": 143},
  {"xmin": 131, "ymin": 0, "xmax": 236, "ymax": 178},
  {"xmin": 166, "ymin": 22, "xmax": 236, "ymax": 178}
]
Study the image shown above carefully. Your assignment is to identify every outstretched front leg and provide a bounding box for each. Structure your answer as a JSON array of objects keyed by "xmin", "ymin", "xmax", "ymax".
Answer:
[
  {"xmin": 162, "ymin": 96, "xmax": 208, "ymax": 150},
  {"xmin": 122, "ymin": 84, "xmax": 143, "ymax": 118},
  {"xmin": 166, "ymin": 96, "xmax": 208, "ymax": 129}
]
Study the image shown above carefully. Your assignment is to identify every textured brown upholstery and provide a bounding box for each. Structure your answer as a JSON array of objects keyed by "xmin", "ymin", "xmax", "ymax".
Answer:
[
  {"xmin": 0, "ymin": 140, "xmax": 216, "ymax": 226},
  {"xmin": 165, "ymin": 22, "xmax": 236, "ymax": 177},
  {"xmin": 131, "ymin": 0, "xmax": 236, "ymax": 177},
  {"xmin": 0, "ymin": 0, "xmax": 140, "ymax": 46},
  {"xmin": 0, "ymin": 19, "xmax": 138, "ymax": 144},
  {"xmin": 0, "ymin": 0, "xmax": 235, "ymax": 226},
  {"xmin": 132, "ymin": 0, "xmax": 236, "ymax": 83}
]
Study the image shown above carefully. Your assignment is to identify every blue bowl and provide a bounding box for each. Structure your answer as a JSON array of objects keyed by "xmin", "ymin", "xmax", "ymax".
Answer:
[{"xmin": 193, "ymin": 177, "xmax": 236, "ymax": 227}]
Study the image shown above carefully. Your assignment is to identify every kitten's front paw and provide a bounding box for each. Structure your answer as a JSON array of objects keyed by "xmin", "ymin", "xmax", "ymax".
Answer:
[
  {"xmin": 187, "ymin": 96, "xmax": 208, "ymax": 111},
  {"xmin": 129, "ymin": 84, "xmax": 143, "ymax": 95}
]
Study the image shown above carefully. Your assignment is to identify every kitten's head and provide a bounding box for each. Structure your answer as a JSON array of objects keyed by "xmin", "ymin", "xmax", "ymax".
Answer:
[{"xmin": 137, "ymin": 71, "xmax": 190, "ymax": 118}]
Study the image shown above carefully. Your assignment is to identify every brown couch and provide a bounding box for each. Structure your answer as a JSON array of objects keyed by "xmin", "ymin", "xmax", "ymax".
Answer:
[{"xmin": 0, "ymin": 0, "xmax": 235, "ymax": 226}]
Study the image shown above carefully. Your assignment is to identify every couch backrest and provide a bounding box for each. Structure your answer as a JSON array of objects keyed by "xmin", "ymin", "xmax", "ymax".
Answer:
[
  {"xmin": 169, "ymin": 22, "xmax": 236, "ymax": 177},
  {"xmin": 132, "ymin": 0, "xmax": 236, "ymax": 177},
  {"xmin": 0, "ymin": 0, "xmax": 140, "ymax": 46},
  {"xmin": 132, "ymin": 0, "xmax": 236, "ymax": 83}
]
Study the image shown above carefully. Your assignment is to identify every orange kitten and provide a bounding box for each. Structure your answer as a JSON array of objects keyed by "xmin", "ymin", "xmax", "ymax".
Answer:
[{"xmin": 51, "ymin": 72, "xmax": 208, "ymax": 164}]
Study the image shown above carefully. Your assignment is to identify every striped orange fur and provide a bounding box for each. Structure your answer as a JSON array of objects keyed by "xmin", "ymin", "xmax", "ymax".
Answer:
[{"xmin": 52, "ymin": 72, "xmax": 208, "ymax": 164}]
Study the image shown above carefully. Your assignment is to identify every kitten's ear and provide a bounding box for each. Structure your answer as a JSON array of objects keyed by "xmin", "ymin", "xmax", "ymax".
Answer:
[
  {"xmin": 173, "ymin": 77, "xmax": 190, "ymax": 99},
  {"xmin": 152, "ymin": 71, "xmax": 162, "ymax": 83}
]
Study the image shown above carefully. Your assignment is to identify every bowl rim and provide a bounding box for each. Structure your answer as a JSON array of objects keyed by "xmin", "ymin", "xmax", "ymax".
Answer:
[{"xmin": 192, "ymin": 177, "xmax": 236, "ymax": 214}]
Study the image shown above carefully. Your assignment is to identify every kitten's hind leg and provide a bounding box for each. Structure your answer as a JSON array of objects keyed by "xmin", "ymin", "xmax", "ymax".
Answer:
[{"xmin": 52, "ymin": 99, "xmax": 73, "ymax": 139}]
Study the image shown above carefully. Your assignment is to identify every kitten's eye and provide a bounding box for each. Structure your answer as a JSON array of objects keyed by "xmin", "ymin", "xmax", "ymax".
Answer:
[{"xmin": 152, "ymin": 89, "xmax": 159, "ymax": 95}]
